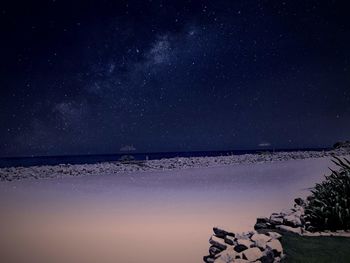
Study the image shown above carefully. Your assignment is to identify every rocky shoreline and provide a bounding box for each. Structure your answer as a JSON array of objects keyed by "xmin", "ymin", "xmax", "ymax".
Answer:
[
  {"xmin": 1, "ymin": 149, "xmax": 349, "ymax": 182},
  {"xmin": 254, "ymin": 198, "xmax": 350, "ymax": 238},
  {"xmin": 204, "ymin": 227, "xmax": 284, "ymax": 263}
]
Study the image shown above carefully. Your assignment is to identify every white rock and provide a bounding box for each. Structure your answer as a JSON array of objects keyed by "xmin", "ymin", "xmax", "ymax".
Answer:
[
  {"xmin": 242, "ymin": 247, "xmax": 263, "ymax": 261},
  {"xmin": 276, "ymin": 225, "xmax": 302, "ymax": 235},
  {"xmin": 251, "ymin": 233, "xmax": 271, "ymax": 243},
  {"xmin": 267, "ymin": 232, "xmax": 282, "ymax": 240}
]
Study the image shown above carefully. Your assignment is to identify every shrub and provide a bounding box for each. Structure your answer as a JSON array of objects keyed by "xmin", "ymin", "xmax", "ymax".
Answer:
[{"xmin": 305, "ymin": 157, "xmax": 350, "ymax": 231}]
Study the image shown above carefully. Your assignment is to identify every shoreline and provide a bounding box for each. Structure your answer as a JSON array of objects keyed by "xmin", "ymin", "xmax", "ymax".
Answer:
[{"xmin": 1, "ymin": 148, "xmax": 349, "ymax": 182}]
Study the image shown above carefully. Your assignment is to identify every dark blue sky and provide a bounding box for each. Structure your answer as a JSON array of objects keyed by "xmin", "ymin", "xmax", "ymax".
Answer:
[{"xmin": 1, "ymin": 0, "xmax": 350, "ymax": 157}]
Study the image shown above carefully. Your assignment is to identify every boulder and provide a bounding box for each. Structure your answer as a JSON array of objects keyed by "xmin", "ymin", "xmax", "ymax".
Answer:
[
  {"xmin": 203, "ymin": 255, "xmax": 215, "ymax": 263},
  {"xmin": 213, "ymin": 227, "xmax": 234, "ymax": 238},
  {"xmin": 209, "ymin": 245, "xmax": 222, "ymax": 256},
  {"xmin": 260, "ymin": 249, "xmax": 274, "ymax": 263},
  {"xmin": 237, "ymin": 239, "xmax": 253, "ymax": 248},
  {"xmin": 210, "ymin": 235, "xmax": 227, "ymax": 250},
  {"xmin": 251, "ymin": 233, "xmax": 272, "ymax": 243},
  {"xmin": 214, "ymin": 247, "xmax": 237, "ymax": 262},
  {"xmin": 254, "ymin": 222, "xmax": 270, "ymax": 230},
  {"xmin": 256, "ymin": 217, "xmax": 269, "ymax": 223},
  {"xmin": 283, "ymin": 214, "xmax": 302, "ymax": 227},
  {"xmin": 266, "ymin": 232, "xmax": 282, "ymax": 240},
  {"xmin": 266, "ymin": 239, "xmax": 283, "ymax": 257},
  {"xmin": 294, "ymin": 197, "xmax": 306, "ymax": 207},
  {"xmin": 276, "ymin": 225, "xmax": 302, "ymax": 235},
  {"xmin": 234, "ymin": 244, "xmax": 248, "ymax": 253},
  {"xmin": 242, "ymin": 247, "xmax": 263, "ymax": 261},
  {"xmin": 269, "ymin": 215, "xmax": 284, "ymax": 225},
  {"xmin": 224, "ymin": 235, "xmax": 236, "ymax": 245}
]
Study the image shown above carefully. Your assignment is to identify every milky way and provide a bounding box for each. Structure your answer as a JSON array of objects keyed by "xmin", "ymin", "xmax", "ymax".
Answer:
[{"xmin": 1, "ymin": 1, "xmax": 350, "ymax": 156}]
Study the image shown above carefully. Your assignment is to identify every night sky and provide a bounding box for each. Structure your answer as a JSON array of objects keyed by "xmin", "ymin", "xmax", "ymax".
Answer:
[{"xmin": 1, "ymin": 1, "xmax": 350, "ymax": 157}]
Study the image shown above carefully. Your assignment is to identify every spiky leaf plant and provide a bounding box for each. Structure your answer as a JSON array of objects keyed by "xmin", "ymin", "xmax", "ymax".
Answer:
[{"xmin": 305, "ymin": 157, "xmax": 350, "ymax": 231}]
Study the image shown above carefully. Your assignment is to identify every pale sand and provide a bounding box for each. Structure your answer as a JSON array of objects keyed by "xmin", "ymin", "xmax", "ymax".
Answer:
[{"xmin": 0, "ymin": 156, "xmax": 347, "ymax": 263}]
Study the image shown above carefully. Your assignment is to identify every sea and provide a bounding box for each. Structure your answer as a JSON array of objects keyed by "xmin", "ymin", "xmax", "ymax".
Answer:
[{"xmin": 0, "ymin": 148, "xmax": 330, "ymax": 168}]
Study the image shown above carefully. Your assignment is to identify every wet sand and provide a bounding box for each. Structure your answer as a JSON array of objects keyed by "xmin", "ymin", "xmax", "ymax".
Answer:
[{"xmin": 0, "ymin": 156, "xmax": 346, "ymax": 263}]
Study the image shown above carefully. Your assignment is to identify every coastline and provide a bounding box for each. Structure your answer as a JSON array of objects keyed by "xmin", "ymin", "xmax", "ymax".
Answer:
[{"xmin": 0, "ymin": 148, "xmax": 349, "ymax": 182}]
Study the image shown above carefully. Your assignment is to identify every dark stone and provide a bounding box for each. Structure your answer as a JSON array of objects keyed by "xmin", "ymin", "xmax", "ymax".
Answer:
[
  {"xmin": 260, "ymin": 250, "xmax": 275, "ymax": 263},
  {"xmin": 256, "ymin": 217, "xmax": 269, "ymax": 224},
  {"xmin": 213, "ymin": 227, "xmax": 234, "ymax": 238},
  {"xmin": 294, "ymin": 197, "xmax": 305, "ymax": 207},
  {"xmin": 224, "ymin": 235, "xmax": 236, "ymax": 245},
  {"xmin": 203, "ymin": 255, "xmax": 215, "ymax": 263},
  {"xmin": 234, "ymin": 244, "xmax": 248, "ymax": 253},
  {"xmin": 254, "ymin": 222, "xmax": 268, "ymax": 230},
  {"xmin": 209, "ymin": 245, "xmax": 222, "ymax": 256}
]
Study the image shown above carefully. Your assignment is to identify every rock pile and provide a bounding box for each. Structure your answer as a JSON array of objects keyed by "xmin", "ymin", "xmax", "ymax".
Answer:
[
  {"xmin": 254, "ymin": 198, "xmax": 350, "ymax": 237},
  {"xmin": 203, "ymin": 227, "xmax": 284, "ymax": 263},
  {"xmin": 254, "ymin": 198, "xmax": 306, "ymax": 235}
]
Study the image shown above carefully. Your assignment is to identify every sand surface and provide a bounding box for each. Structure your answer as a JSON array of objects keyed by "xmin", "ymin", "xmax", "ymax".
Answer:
[{"xmin": 0, "ymin": 156, "xmax": 347, "ymax": 263}]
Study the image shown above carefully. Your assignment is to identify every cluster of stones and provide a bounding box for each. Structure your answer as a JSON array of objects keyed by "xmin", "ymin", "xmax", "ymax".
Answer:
[
  {"xmin": 1, "ymin": 149, "xmax": 348, "ymax": 182},
  {"xmin": 203, "ymin": 227, "xmax": 284, "ymax": 263},
  {"xmin": 254, "ymin": 198, "xmax": 350, "ymax": 237},
  {"xmin": 254, "ymin": 198, "xmax": 307, "ymax": 235}
]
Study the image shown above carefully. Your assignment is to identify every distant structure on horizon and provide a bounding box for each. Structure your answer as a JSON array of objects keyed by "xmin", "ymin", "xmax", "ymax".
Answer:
[{"xmin": 119, "ymin": 145, "xmax": 136, "ymax": 152}]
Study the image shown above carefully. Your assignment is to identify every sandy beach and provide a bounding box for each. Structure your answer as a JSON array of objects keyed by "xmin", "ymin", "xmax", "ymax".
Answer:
[{"xmin": 0, "ymin": 153, "xmax": 348, "ymax": 263}]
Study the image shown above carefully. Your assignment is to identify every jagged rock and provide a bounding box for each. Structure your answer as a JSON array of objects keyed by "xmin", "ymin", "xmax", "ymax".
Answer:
[
  {"xmin": 210, "ymin": 235, "xmax": 228, "ymax": 250},
  {"xmin": 209, "ymin": 245, "xmax": 223, "ymax": 256},
  {"xmin": 203, "ymin": 255, "xmax": 215, "ymax": 263},
  {"xmin": 266, "ymin": 239, "xmax": 283, "ymax": 257},
  {"xmin": 266, "ymin": 232, "xmax": 282, "ymax": 240},
  {"xmin": 254, "ymin": 222, "xmax": 271, "ymax": 230},
  {"xmin": 256, "ymin": 217, "xmax": 269, "ymax": 223},
  {"xmin": 276, "ymin": 225, "xmax": 302, "ymax": 235},
  {"xmin": 237, "ymin": 239, "xmax": 253, "ymax": 248},
  {"xmin": 214, "ymin": 247, "xmax": 237, "ymax": 262},
  {"xmin": 260, "ymin": 249, "xmax": 274, "ymax": 263},
  {"xmin": 269, "ymin": 215, "xmax": 284, "ymax": 225},
  {"xmin": 294, "ymin": 197, "xmax": 306, "ymax": 207},
  {"xmin": 242, "ymin": 247, "xmax": 263, "ymax": 261},
  {"xmin": 251, "ymin": 233, "xmax": 271, "ymax": 243},
  {"xmin": 224, "ymin": 235, "xmax": 236, "ymax": 245},
  {"xmin": 213, "ymin": 227, "xmax": 234, "ymax": 238},
  {"xmin": 234, "ymin": 244, "xmax": 248, "ymax": 253},
  {"xmin": 283, "ymin": 214, "xmax": 302, "ymax": 227}
]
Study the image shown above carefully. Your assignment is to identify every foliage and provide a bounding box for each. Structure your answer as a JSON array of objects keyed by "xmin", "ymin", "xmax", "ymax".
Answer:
[{"xmin": 305, "ymin": 157, "xmax": 350, "ymax": 231}]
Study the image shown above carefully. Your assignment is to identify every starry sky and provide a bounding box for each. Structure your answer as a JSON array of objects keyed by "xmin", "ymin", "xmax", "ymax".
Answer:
[{"xmin": 1, "ymin": 0, "xmax": 350, "ymax": 157}]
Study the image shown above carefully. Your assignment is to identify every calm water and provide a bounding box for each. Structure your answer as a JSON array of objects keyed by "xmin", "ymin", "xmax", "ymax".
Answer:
[{"xmin": 0, "ymin": 156, "xmax": 342, "ymax": 263}]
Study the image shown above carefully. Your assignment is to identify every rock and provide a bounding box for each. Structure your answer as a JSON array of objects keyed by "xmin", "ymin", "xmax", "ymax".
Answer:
[
  {"xmin": 273, "ymin": 256, "xmax": 281, "ymax": 262},
  {"xmin": 210, "ymin": 235, "xmax": 227, "ymax": 250},
  {"xmin": 266, "ymin": 232, "xmax": 282, "ymax": 240},
  {"xmin": 209, "ymin": 245, "xmax": 222, "ymax": 256},
  {"xmin": 266, "ymin": 239, "xmax": 283, "ymax": 257},
  {"xmin": 233, "ymin": 260, "xmax": 249, "ymax": 263},
  {"xmin": 236, "ymin": 239, "xmax": 253, "ymax": 248},
  {"xmin": 224, "ymin": 235, "xmax": 236, "ymax": 245},
  {"xmin": 276, "ymin": 225, "xmax": 302, "ymax": 235},
  {"xmin": 283, "ymin": 214, "xmax": 302, "ymax": 227},
  {"xmin": 214, "ymin": 247, "xmax": 237, "ymax": 262},
  {"xmin": 254, "ymin": 222, "xmax": 269, "ymax": 230},
  {"xmin": 213, "ymin": 227, "xmax": 234, "ymax": 238},
  {"xmin": 242, "ymin": 247, "xmax": 263, "ymax": 261},
  {"xmin": 269, "ymin": 215, "xmax": 284, "ymax": 225},
  {"xmin": 234, "ymin": 244, "xmax": 248, "ymax": 253},
  {"xmin": 260, "ymin": 249, "xmax": 274, "ymax": 263},
  {"xmin": 256, "ymin": 217, "xmax": 269, "ymax": 223},
  {"xmin": 251, "ymin": 233, "xmax": 272, "ymax": 243},
  {"xmin": 203, "ymin": 255, "xmax": 215, "ymax": 263},
  {"xmin": 294, "ymin": 197, "xmax": 306, "ymax": 207}
]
